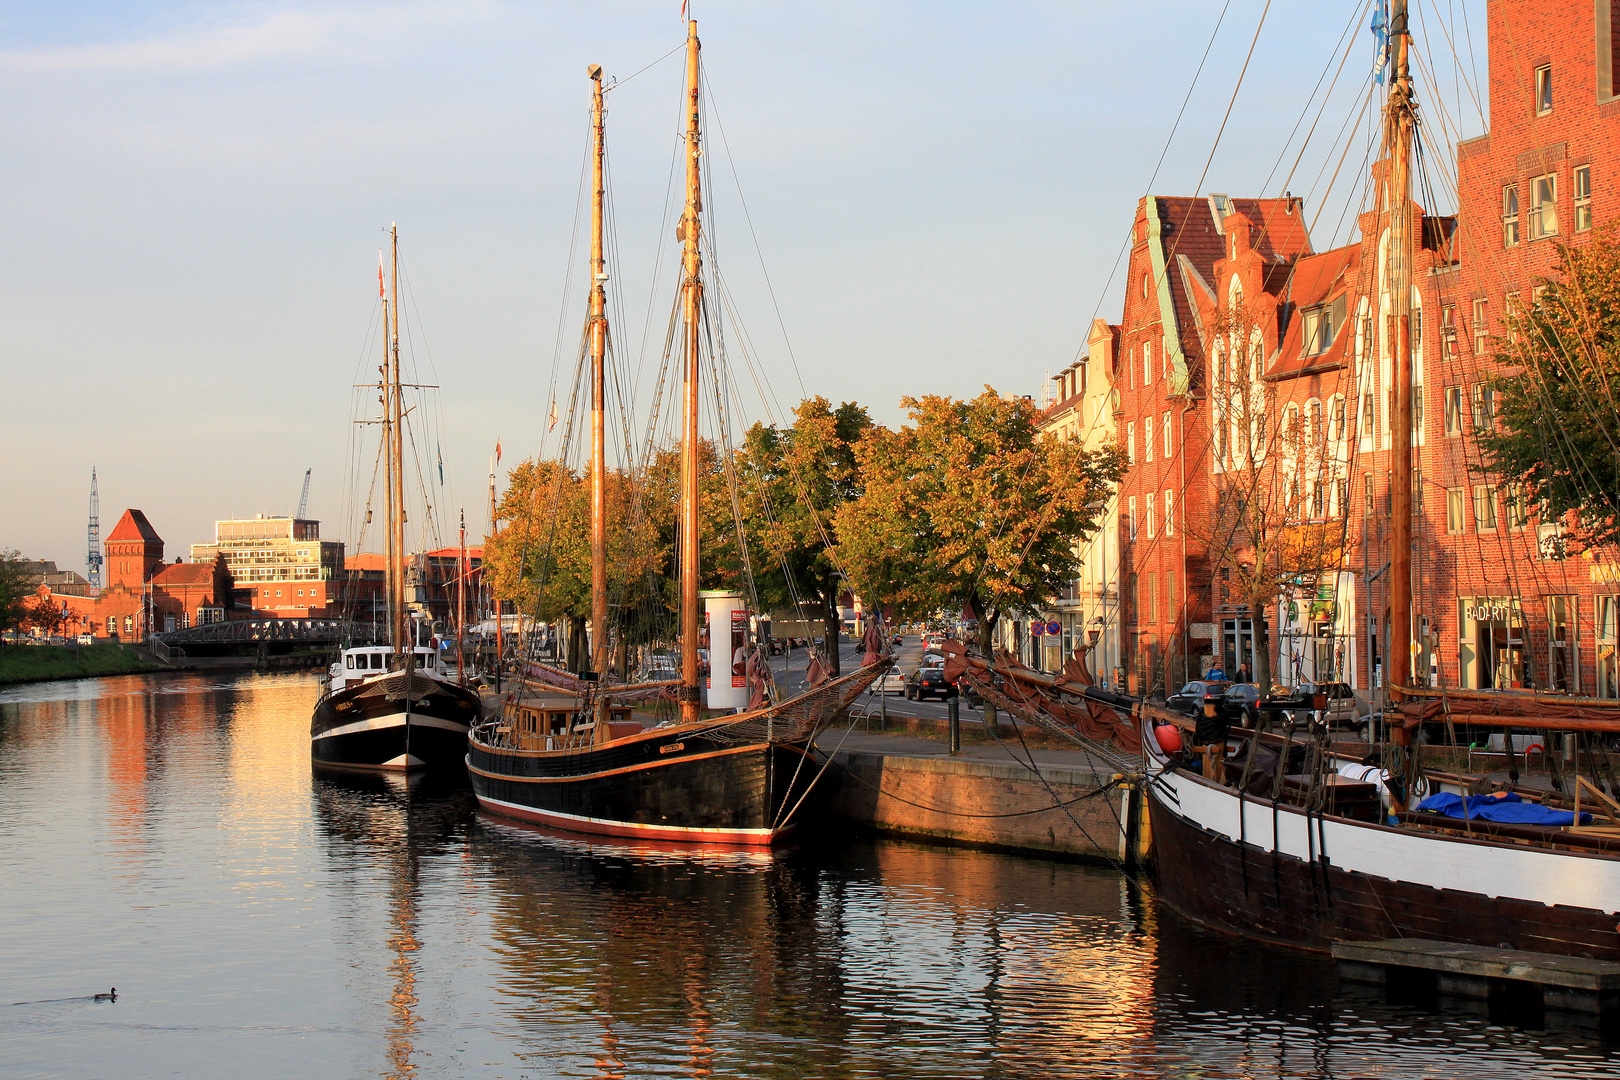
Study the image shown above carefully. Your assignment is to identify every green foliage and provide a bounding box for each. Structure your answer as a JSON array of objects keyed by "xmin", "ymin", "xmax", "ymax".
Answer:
[
  {"xmin": 0, "ymin": 550, "xmax": 33, "ymax": 640},
  {"xmin": 836, "ymin": 388, "xmax": 1126, "ymax": 649},
  {"xmin": 1478, "ymin": 225, "xmax": 1620, "ymax": 550},
  {"xmin": 0, "ymin": 642, "xmax": 162, "ymax": 685}
]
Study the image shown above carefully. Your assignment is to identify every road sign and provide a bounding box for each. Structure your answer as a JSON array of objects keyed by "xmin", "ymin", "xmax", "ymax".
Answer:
[
  {"xmin": 1046, "ymin": 621, "xmax": 1061, "ymax": 636},
  {"xmin": 1031, "ymin": 622, "xmax": 1045, "ymax": 636}
]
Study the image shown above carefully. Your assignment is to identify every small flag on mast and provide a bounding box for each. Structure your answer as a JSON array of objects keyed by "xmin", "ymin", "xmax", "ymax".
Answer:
[
  {"xmin": 548, "ymin": 399, "xmax": 559, "ymax": 431},
  {"xmin": 436, "ymin": 442, "xmax": 444, "ymax": 486},
  {"xmin": 378, "ymin": 251, "xmax": 386, "ymax": 299},
  {"xmin": 495, "ymin": 439, "xmax": 502, "ymax": 466},
  {"xmin": 1370, "ymin": 2, "xmax": 1390, "ymax": 86}
]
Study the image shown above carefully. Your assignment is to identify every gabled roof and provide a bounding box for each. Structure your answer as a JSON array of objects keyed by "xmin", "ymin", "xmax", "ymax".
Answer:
[
  {"xmin": 106, "ymin": 509, "xmax": 162, "ymax": 545},
  {"xmin": 151, "ymin": 561, "xmax": 215, "ymax": 586},
  {"xmin": 1266, "ymin": 244, "xmax": 1360, "ymax": 381}
]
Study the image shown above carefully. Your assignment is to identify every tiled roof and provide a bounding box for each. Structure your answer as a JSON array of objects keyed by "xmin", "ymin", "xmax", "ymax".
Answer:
[
  {"xmin": 106, "ymin": 509, "xmax": 162, "ymax": 545},
  {"xmin": 151, "ymin": 562, "xmax": 215, "ymax": 586},
  {"xmin": 1267, "ymin": 244, "xmax": 1360, "ymax": 381},
  {"xmin": 346, "ymin": 553, "xmax": 386, "ymax": 571}
]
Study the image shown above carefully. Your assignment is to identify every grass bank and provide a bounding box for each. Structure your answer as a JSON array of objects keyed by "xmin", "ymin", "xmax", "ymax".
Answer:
[{"xmin": 0, "ymin": 643, "xmax": 165, "ymax": 686}]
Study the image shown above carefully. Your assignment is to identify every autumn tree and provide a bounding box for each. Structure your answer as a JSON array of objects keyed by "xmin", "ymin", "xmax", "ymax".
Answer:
[
  {"xmin": 0, "ymin": 550, "xmax": 34, "ymax": 643},
  {"xmin": 1477, "ymin": 225, "xmax": 1620, "ymax": 550},
  {"xmin": 733, "ymin": 397, "xmax": 873, "ymax": 676},
  {"xmin": 837, "ymin": 388, "xmax": 1125, "ymax": 657},
  {"xmin": 1194, "ymin": 301, "xmax": 1349, "ymax": 693},
  {"xmin": 25, "ymin": 592, "xmax": 65, "ymax": 637}
]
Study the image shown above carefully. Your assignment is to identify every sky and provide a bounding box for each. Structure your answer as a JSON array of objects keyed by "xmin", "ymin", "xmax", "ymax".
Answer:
[{"xmin": 0, "ymin": 0, "xmax": 1489, "ymax": 572}]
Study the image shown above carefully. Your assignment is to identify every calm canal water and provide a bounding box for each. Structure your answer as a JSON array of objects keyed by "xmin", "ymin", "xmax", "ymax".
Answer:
[{"xmin": 1, "ymin": 670, "xmax": 1615, "ymax": 1079}]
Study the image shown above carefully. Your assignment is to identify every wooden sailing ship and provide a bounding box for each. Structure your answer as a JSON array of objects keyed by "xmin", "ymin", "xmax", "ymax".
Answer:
[
  {"xmin": 467, "ymin": 24, "xmax": 886, "ymax": 845},
  {"xmin": 311, "ymin": 225, "xmax": 483, "ymax": 772},
  {"xmin": 946, "ymin": 2, "xmax": 1620, "ymax": 961}
]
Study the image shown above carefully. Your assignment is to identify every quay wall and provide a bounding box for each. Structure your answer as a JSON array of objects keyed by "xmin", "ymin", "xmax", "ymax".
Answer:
[{"xmin": 826, "ymin": 750, "xmax": 1127, "ymax": 863}]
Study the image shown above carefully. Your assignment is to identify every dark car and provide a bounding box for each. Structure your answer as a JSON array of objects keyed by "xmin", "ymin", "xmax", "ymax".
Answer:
[
  {"xmin": 905, "ymin": 664, "xmax": 958, "ymax": 701},
  {"xmin": 1166, "ymin": 680, "xmax": 1231, "ymax": 717},
  {"xmin": 1215, "ymin": 683, "xmax": 1263, "ymax": 726}
]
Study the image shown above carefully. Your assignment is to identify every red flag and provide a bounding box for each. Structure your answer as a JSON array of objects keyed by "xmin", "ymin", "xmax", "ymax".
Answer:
[
  {"xmin": 494, "ymin": 439, "xmax": 502, "ymax": 465},
  {"xmin": 378, "ymin": 251, "xmax": 385, "ymax": 299}
]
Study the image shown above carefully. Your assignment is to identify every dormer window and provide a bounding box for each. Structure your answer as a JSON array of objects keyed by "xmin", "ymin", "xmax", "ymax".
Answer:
[
  {"xmin": 1536, "ymin": 64, "xmax": 1552, "ymax": 114},
  {"xmin": 1301, "ymin": 295, "xmax": 1346, "ymax": 355}
]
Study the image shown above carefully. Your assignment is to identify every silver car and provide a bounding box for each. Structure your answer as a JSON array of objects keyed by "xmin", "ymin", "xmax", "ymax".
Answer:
[{"xmin": 1294, "ymin": 681, "xmax": 1367, "ymax": 727}]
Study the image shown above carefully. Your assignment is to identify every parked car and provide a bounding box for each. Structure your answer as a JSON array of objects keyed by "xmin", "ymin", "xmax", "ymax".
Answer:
[
  {"xmin": 904, "ymin": 664, "xmax": 958, "ymax": 701},
  {"xmin": 1291, "ymin": 681, "xmax": 1366, "ymax": 727},
  {"xmin": 1215, "ymin": 683, "xmax": 1263, "ymax": 726},
  {"xmin": 1166, "ymin": 680, "xmax": 1231, "ymax": 717},
  {"xmin": 876, "ymin": 668, "xmax": 907, "ymax": 695},
  {"xmin": 76, "ymin": 634, "xmax": 94, "ymax": 646}
]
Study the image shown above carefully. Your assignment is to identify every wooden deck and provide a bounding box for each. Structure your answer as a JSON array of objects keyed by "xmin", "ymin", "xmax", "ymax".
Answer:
[{"xmin": 1333, "ymin": 937, "xmax": 1620, "ymax": 1017}]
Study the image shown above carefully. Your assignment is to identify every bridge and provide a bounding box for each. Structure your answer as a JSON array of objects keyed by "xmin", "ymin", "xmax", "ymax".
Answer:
[{"xmin": 153, "ymin": 618, "xmax": 382, "ymax": 657}]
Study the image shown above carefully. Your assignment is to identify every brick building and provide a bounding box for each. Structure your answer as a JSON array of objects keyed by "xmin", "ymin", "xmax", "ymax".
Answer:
[{"xmin": 190, "ymin": 516, "xmax": 344, "ymax": 617}]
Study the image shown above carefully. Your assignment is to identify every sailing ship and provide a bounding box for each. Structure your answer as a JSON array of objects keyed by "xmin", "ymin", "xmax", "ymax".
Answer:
[
  {"xmin": 945, "ymin": 1, "xmax": 1620, "ymax": 962},
  {"xmin": 467, "ymin": 24, "xmax": 886, "ymax": 845},
  {"xmin": 311, "ymin": 225, "xmax": 483, "ymax": 772}
]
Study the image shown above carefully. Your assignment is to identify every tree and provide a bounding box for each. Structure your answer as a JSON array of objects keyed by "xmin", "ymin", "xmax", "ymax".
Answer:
[
  {"xmin": 25, "ymin": 592, "xmax": 65, "ymax": 638},
  {"xmin": 837, "ymin": 388, "xmax": 1125, "ymax": 657},
  {"xmin": 1193, "ymin": 301, "xmax": 1349, "ymax": 694},
  {"xmin": 1477, "ymin": 225, "xmax": 1620, "ymax": 551},
  {"xmin": 734, "ymin": 397, "xmax": 873, "ymax": 675},
  {"xmin": 0, "ymin": 550, "xmax": 33, "ymax": 643}
]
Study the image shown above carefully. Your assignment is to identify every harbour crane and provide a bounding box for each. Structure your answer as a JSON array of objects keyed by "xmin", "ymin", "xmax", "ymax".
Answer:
[{"xmin": 295, "ymin": 468, "xmax": 312, "ymax": 520}]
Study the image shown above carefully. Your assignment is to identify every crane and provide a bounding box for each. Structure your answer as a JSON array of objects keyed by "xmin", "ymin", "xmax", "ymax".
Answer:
[
  {"xmin": 87, "ymin": 468, "xmax": 102, "ymax": 589},
  {"xmin": 295, "ymin": 468, "xmax": 312, "ymax": 520}
]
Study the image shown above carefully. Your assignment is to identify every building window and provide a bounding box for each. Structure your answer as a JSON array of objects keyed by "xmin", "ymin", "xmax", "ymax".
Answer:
[
  {"xmin": 1311, "ymin": 480, "xmax": 1325, "ymax": 519},
  {"xmin": 1284, "ymin": 402, "xmax": 1300, "ymax": 447},
  {"xmin": 1443, "ymin": 386, "xmax": 1462, "ymax": 435},
  {"xmin": 1309, "ymin": 399, "xmax": 1322, "ymax": 443},
  {"xmin": 124, "ymin": 615, "xmax": 133, "ymax": 633},
  {"xmin": 1164, "ymin": 490, "xmax": 1174, "ymax": 536},
  {"xmin": 1128, "ymin": 496, "xmax": 1137, "ymax": 540},
  {"xmin": 1473, "ymin": 298, "xmax": 1489, "ymax": 355},
  {"xmin": 1143, "ymin": 341, "xmax": 1153, "ymax": 385},
  {"xmin": 1441, "ymin": 304, "xmax": 1457, "ymax": 353},
  {"xmin": 1332, "ymin": 395, "xmax": 1346, "ymax": 441},
  {"xmin": 1145, "ymin": 416, "xmax": 1154, "ymax": 462},
  {"xmin": 1142, "ymin": 271, "xmax": 1150, "ymax": 299},
  {"xmin": 1127, "ymin": 422, "xmax": 1137, "ymax": 465},
  {"xmin": 1575, "ymin": 165, "xmax": 1592, "ymax": 231},
  {"xmin": 1364, "ymin": 473, "xmax": 1374, "ymax": 513},
  {"xmin": 1162, "ymin": 412, "xmax": 1172, "ymax": 457},
  {"xmin": 1446, "ymin": 488, "xmax": 1465, "ymax": 533},
  {"xmin": 1474, "ymin": 485, "xmax": 1498, "ymax": 531},
  {"xmin": 1506, "ymin": 292, "xmax": 1524, "ymax": 343},
  {"xmin": 1530, "ymin": 174, "xmax": 1558, "ymax": 238},
  {"xmin": 1146, "ymin": 493, "xmax": 1156, "ymax": 538},
  {"xmin": 1471, "ymin": 384, "xmax": 1495, "ymax": 427},
  {"xmin": 1502, "ymin": 185, "xmax": 1520, "ymax": 247},
  {"xmin": 1535, "ymin": 64, "xmax": 1553, "ymax": 114},
  {"xmin": 1337, "ymin": 479, "xmax": 1350, "ymax": 519},
  {"xmin": 1505, "ymin": 483, "xmax": 1528, "ymax": 530},
  {"xmin": 1361, "ymin": 392, "xmax": 1375, "ymax": 438}
]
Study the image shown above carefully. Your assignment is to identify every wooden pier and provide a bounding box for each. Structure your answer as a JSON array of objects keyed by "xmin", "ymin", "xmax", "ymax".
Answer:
[{"xmin": 1333, "ymin": 938, "xmax": 1620, "ymax": 1020}]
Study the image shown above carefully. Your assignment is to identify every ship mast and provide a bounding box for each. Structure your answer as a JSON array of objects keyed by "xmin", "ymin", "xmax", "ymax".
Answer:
[
  {"xmin": 1385, "ymin": 2, "xmax": 1416, "ymax": 731},
  {"xmin": 589, "ymin": 63, "xmax": 610, "ymax": 681},
  {"xmin": 678, "ymin": 19, "xmax": 704, "ymax": 723},
  {"xmin": 389, "ymin": 224, "xmax": 409, "ymax": 659}
]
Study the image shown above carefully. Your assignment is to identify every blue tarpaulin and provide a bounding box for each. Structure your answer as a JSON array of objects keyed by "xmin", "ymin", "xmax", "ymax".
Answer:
[{"xmin": 1416, "ymin": 790, "xmax": 1593, "ymax": 827}]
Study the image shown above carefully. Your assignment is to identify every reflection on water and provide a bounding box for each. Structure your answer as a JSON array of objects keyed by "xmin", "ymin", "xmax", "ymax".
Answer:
[{"xmin": 0, "ymin": 670, "xmax": 1615, "ymax": 1079}]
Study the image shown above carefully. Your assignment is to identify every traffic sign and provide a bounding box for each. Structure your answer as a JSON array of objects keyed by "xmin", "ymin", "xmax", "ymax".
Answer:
[
  {"xmin": 1031, "ymin": 622, "xmax": 1045, "ymax": 636},
  {"xmin": 1046, "ymin": 621, "xmax": 1061, "ymax": 636}
]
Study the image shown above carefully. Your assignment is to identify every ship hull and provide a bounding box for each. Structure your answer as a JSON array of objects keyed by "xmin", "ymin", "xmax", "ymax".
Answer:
[
  {"xmin": 1144, "ymin": 734, "xmax": 1620, "ymax": 961},
  {"xmin": 312, "ymin": 673, "xmax": 480, "ymax": 772},
  {"xmin": 468, "ymin": 735, "xmax": 832, "ymax": 846}
]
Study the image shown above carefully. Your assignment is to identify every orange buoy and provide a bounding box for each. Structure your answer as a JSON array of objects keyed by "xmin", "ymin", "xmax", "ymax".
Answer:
[{"xmin": 1154, "ymin": 724, "xmax": 1183, "ymax": 754}]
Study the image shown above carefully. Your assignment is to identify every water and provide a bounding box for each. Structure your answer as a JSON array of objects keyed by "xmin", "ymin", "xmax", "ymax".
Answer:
[{"xmin": 1, "ymin": 670, "xmax": 1615, "ymax": 1080}]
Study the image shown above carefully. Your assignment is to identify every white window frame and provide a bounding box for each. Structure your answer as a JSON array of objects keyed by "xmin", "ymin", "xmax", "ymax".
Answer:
[
  {"xmin": 1146, "ymin": 492, "xmax": 1156, "ymax": 539},
  {"xmin": 1128, "ymin": 496, "xmax": 1138, "ymax": 540},
  {"xmin": 1530, "ymin": 173, "xmax": 1558, "ymax": 239},
  {"xmin": 1127, "ymin": 422, "xmax": 1137, "ymax": 465},
  {"xmin": 1535, "ymin": 64, "xmax": 1553, "ymax": 115},
  {"xmin": 1164, "ymin": 489, "xmax": 1174, "ymax": 536},
  {"xmin": 1162, "ymin": 412, "xmax": 1172, "ymax": 458},
  {"xmin": 1575, "ymin": 164, "xmax": 1592, "ymax": 231},
  {"xmin": 1502, "ymin": 184, "xmax": 1520, "ymax": 247}
]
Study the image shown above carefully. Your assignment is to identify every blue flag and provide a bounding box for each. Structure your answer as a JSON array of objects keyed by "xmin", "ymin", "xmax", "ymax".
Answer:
[
  {"xmin": 1370, "ymin": 2, "xmax": 1389, "ymax": 86},
  {"xmin": 436, "ymin": 442, "xmax": 444, "ymax": 486}
]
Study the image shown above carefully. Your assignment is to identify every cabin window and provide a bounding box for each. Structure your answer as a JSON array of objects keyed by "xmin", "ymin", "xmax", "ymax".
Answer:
[
  {"xmin": 1575, "ymin": 165, "xmax": 1593, "ymax": 231},
  {"xmin": 1535, "ymin": 64, "xmax": 1553, "ymax": 114},
  {"xmin": 1447, "ymin": 488, "xmax": 1465, "ymax": 534},
  {"xmin": 1443, "ymin": 387, "xmax": 1462, "ymax": 435},
  {"xmin": 1529, "ymin": 174, "xmax": 1558, "ymax": 238},
  {"xmin": 372, "ymin": 653, "xmax": 384, "ymax": 669},
  {"xmin": 1502, "ymin": 185, "xmax": 1520, "ymax": 247},
  {"xmin": 1474, "ymin": 486, "xmax": 1499, "ymax": 531},
  {"xmin": 346, "ymin": 654, "xmax": 356, "ymax": 669}
]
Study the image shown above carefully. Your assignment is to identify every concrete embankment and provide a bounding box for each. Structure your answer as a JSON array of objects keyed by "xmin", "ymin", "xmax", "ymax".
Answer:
[{"xmin": 820, "ymin": 731, "xmax": 1134, "ymax": 864}]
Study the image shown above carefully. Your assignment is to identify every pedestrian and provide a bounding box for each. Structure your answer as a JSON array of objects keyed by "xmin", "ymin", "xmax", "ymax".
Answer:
[{"xmin": 1237, "ymin": 663, "xmax": 1251, "ymax": 685}]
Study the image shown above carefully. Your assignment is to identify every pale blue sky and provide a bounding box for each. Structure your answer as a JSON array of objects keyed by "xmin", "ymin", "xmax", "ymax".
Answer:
[{"xmin": 0, "ymin": 1, "xmax": 1487, "ymax": 570}]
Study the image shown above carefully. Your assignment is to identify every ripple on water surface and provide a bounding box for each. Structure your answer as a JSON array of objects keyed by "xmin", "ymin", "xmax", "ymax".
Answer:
[{"xmin": 0, "ymin": 670, "xmax": 1615, "ymax": 1079}]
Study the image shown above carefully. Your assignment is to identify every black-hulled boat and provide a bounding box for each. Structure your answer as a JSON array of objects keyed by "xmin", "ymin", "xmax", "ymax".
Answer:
[
  {"xmin": 468, "ymin": 37, "xmax": 885, "ymax": 844},
  {"xmin": 312, "ymin": 643, "xmax": 481, "ymax": 771},
  {"xmin": 312, "ymin": 224, "xmax": 483, "ymax": 772}
]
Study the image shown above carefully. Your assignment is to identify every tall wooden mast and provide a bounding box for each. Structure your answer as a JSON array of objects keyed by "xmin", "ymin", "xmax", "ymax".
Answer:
[
  {"xmin": 588, "ymin": 63, "xmax": 610, "ymax": 680},
  {"xmin": 383, "ymin": 224, "xmax": 408, "ymax": 656},
  {"xmin": 1385, "ymin": 2, "xmax": 1415, "ymax": 720},
  {"xmin": 678, "ymin": 19, "xmax": 704, "ymax": 722}
]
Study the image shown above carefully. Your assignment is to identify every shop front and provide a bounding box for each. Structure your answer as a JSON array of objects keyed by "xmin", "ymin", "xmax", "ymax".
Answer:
[{"xmin": 1458, "ymin": 595, "xmax": 1524, "ymax": 689}]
